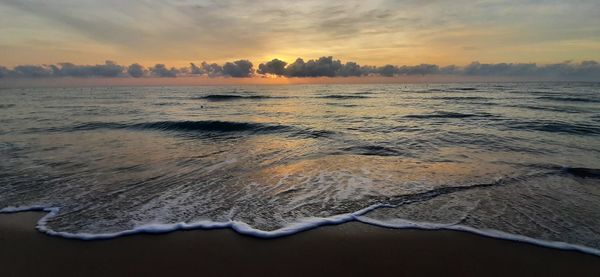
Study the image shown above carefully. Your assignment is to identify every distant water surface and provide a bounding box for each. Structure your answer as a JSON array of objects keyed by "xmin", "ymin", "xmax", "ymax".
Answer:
[{"xmin": 1, "ymin": 83, "xmax": 599, "ymax": 254}]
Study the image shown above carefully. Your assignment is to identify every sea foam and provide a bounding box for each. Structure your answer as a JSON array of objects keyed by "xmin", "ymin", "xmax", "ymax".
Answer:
[{"xmin": 2, "ymin": 203, "xmax": 600, "ymax": 257}]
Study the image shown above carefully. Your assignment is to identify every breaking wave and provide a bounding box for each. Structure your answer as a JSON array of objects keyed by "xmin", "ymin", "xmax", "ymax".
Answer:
[{"xmin": 2, "ymin": 167, "xmax": 600, "ymax": 256}]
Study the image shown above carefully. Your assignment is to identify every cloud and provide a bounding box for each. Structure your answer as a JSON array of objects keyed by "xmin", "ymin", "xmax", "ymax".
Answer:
[
  {"xmin": 398, "ymin": 64, "xmax": 440, "ymax": 75},
  {"xmin": 189, "ymin": 63, "xmax": 204, "ymax": 75},
  {"xmin": 257, "ymin": 59, "xmax": 287, "ymax": 75},
  {"xmin": 284, "ymin": 56, "xmax": 358, "ymax": 77},
  {"xmin": 149, "ymin": 64, "xmax": 179, "ymax": 78},
  {"xmin": 51, "ymin": 61, "xmax": 124, "ymax": 77},
  {"xmin": 258, "ymin": 57, "xmax": 437, "ymax": 77},
  {"xmin": 198, "ymin": 62, "xmax": 224, "ymax": 77},
  {"xmin": 575, "ymin": 60, "xmax": 600, "ymax": 77},
  {"xmin": 366, "ymin": 64, "xmax": 441, "ymax": 77},
  {"xmin": 376, "ymin": 65, "xmax": 397, "ymax": 77},
  {"xmin": 1, "ymin": 58, "xmax": 599, "ymax": 80},
  {"xmin": 462, "ymin": 61, "xmax": 600, "ymax": 78},
  {"xmin": 0, "ymin": 66, "xmax": 9, "ymax": 78},
  {"xmin": 463, "ymin": 62, "xmax": 537, "ymax": 76},
  {"xmin": 290, "ymin": 56, "xmax": 342, "ymax": 77},
  {"xmin": 538, "ymin": 60, "xmax": 600, "ymax": 78},
  {"xmin": 7, "ymin": 61, "xmax": 125, "ymax": 78},
  {"xmin": 127, "ymin": 63, "xmax": 146, "ymax": 78},
  {"xmin": 440, "ymin": 65, "xmax": 461, "ymax": 75},
  {"xmin": 12, "ymin": 65, "xmax": 53, "ymax": 78},
  {"xmin": 222, "ymin": 60, "xmax": 254, "ymax": 78},
  {"xmin": 336, "ymin": 61, "xmax": 363, "ymax": 77}
]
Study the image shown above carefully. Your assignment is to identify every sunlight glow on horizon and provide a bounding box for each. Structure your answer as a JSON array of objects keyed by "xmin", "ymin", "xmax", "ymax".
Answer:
[{"xmin": 1, "ymin": 0, "xmax": 599, "ymax": 69}]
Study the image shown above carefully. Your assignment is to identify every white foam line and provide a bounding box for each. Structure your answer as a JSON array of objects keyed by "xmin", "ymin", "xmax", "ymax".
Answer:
[
  {"xmin": 2, "ymin": 204, "xmax": 600, "ymax": 256},
  {"xmin": 354, "ymin": 216, "xmax": 600, "ymax": 257}
]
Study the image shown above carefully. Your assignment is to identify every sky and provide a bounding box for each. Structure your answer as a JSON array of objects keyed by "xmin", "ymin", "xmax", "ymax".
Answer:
[{"xmin": 0, "ymin": 0, "xmax": 599, "ymax": 83}]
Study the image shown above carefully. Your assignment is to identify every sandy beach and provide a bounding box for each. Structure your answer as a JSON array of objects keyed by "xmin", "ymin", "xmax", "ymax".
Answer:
[{"xmin": 1, "ymin": 212, "xmax": 599, "ymax": 277}]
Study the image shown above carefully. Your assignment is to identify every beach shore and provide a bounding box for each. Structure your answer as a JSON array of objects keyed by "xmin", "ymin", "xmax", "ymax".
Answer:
[{"xmin": 1, "ymin": 212, "xmax": 599, "ymax": 276}]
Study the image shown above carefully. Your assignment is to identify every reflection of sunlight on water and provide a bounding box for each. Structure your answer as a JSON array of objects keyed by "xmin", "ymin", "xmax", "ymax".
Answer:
[{"xmin": 243, "ymin": 154, "xmax": 516, "ymax": 197}]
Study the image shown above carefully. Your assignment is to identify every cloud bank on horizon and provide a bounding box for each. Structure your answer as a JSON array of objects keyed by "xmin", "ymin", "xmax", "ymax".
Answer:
[{"xmin": 1, "ymin": 57, "xmax": 600, "ymax": 80}]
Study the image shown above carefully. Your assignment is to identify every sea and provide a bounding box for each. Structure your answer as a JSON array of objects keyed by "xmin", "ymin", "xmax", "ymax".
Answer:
[{"xmin": 1, "ymin": 82, "xmax": 599, "ymax": 255}]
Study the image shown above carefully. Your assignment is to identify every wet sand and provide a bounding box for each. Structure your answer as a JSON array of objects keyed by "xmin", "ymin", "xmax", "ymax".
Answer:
[{"xmin": 1, "ymin": 212, "xmax": 599, "ymax": 276}]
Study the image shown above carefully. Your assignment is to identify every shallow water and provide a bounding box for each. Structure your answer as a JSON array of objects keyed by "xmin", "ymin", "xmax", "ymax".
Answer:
[{"xmin": 1, "ymin": 83, "xmax": 599, "ymax": 253}]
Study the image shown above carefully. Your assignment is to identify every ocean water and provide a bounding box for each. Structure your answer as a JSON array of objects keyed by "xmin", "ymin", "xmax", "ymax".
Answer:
[{"xmin": 1, "ymin": 83, "xmax": 599, "ymax": 254}]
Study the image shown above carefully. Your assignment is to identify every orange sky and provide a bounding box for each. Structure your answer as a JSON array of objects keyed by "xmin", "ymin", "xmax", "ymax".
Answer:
[{"xmin": 1, "ymin": 0, "xmax": 599, "ymax": 68}]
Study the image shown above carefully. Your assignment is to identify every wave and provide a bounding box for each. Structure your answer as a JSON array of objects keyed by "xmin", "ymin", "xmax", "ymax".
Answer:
[
  {"xmin": 0, "ymin": 104, "xmax": 16, "ymax": 109},
  {"xmin": 65, "ymin": 120, "xmax": 289, "ymax": 134},
  {"xmin": 414, "ymin": 88, "xmax": 451, "ymax": 93},
  {"xmin": 326, "ymin": 103, "xmax": 359, "ymax": 108},
  {"xmin": 153, "ymin": 102, "xmax": 181, "ymax": 106},
  {"xmin": 3, "ymin": 172, "xmax": 600, "ymax": 256},
  {"xmin": 508, "ymin": 104, "xmax": 585, "ymax": 113},
  {"xmin": 195, "ymin": 94, "xmax": 276, "ymax": 101},
  {"xmin": 537, "ymin": 96, "xmax": 600, "ymax": 103},
  {"xmin": 561, "ymin": 167, "xmax": 600, "ymax": 178},
  {"xmin": 58, "ymin": 120, "xmax": 338, "ymax": 140},
  {"xmin": 355, "ymin": 217, "xmax": 600, "ymax": 257},
  {"xmin": 299, "ymin": 129, "xmax": 338, "ymax": 138},
  {"xmin": 136, "ymin": 121, "xmax": 286, "ymax": 133},
  {"xmin": 341, "ymin": 145, "xmax": 403, "ymax": 156},
  {"xmin": 405, "ymin": 111, "xmax": 496, "ymax": 119},
  {"xmin": 451, "ymin": 87, "xmax": 477, "ymax": 91},
  {"xmin": 506, "ymin": 120, "xmax": 600, "ymax": 136},
  {"xmin": 318, "ymin": 95, "xmax": 370, "ymax": 99},
  {"xmin": 352, "ymin": 91, "xmax": 376, "ymax": 95},
  {"xmin": 431, "ymin": 96, "xmax": 488, "ymax": 101},
  {"xmin": 509, "ymin": 164, "xmax": 600, "ymax": 179}
]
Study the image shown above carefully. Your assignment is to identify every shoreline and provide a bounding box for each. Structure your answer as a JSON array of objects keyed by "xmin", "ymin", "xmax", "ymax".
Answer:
[
  {"xmin": 3, "ymin": 204, "xmax": 600, "ymax": 256},
  {"xmin": 1, "ymin": 212, "xmax": 599, "ymax": 276}
]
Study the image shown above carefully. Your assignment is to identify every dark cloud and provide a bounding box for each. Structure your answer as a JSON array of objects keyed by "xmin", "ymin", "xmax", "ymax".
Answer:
[
  {"xmin": 12, "ymin": 65, "xmax": 53, "ymax": 78},
  {"xmin": 398, "ymin": 64, "xmax": 440, "ymax": 75},
  {"xmin": 282, "ymin": 57, "xmax": 354, "ymax": 77},
  {"xmin": 440, "ymin": 65, "xmax": 460, "ymax": 74},
  {"xmin": 149, "ymin": 64, "xmax": 179, "ymax": 78},
  {"xmin": 127, "ymin": 63, "xmax": 146, "ymax": 78},
  {"xmin": 0, "ymin": 58, "xmax": 599, "ymax": 80},
  {"xmin": 336, "ymin": 61, "xmax": 363, "ymax": 77},
  {"xmin": 366, "ymin": 64, "xmax": 440, "ymax": 77},
  {"xmin": 254, "ymin": 57, "xmax": 482, "ymax": 77},
  {"xmin": 203, "ymin": 62, "xmax": 224, "ymax": 77},
  {"xmin": 189, "ymin": 63, "xmax": 205, "ymax": 75},
  {"xmin": 257, "ymin": 59, "xmax": 287, "ymax": 75},
  {"xmin": 538, "ymin": 60, "xmax": 600, "ymax": 78},
  {"xmin": 376, "ymin": 65, "xmax": 397, "ymax": 77},
  {"xmin": 222, "ymin": 60, "xmax": 253, "ymax": 77},
  {"xmin": 0, "ymin": 66, "xmax": 9, "ymax": 78},
  {"xmin": 463, "ymin": 62, "xmax": 537, "ymax": 76},
  {"xmin": 462, "ymin": 61, "xmax": 600, "ymax": 78},
  {"xmin": 51, "ymin": 61, "xmax": 124, "ymax": 77},
  {"xmin": 291, "ymin": 56, "xmax": 342, "ymax": 77},
  {"xmin": 575, "ymin": 60, "xmax": 600, "ymax": 77},
  {"xmin": 285, "ymin": 58, "xmax": 308, "ymax": 77}
]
